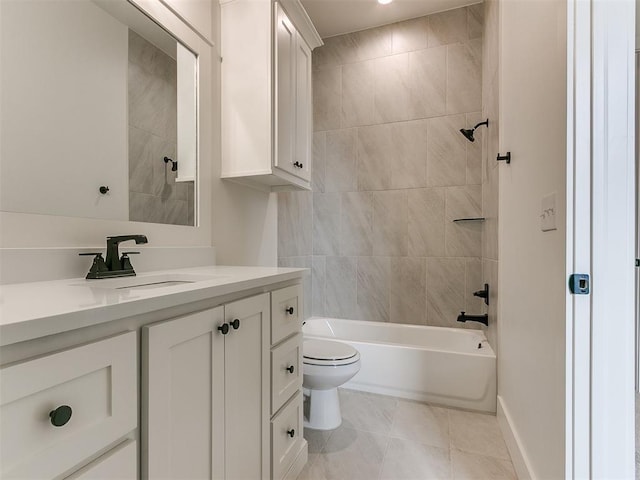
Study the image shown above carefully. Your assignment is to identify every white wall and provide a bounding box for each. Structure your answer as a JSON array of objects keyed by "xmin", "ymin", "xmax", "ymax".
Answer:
[
  {"xmin": 497, "ymin": 0, "xmax": 567, "ymax": 478},
  {"xmin": 0, "ymin": 0, "xmax": 278, "ymax": 275}
]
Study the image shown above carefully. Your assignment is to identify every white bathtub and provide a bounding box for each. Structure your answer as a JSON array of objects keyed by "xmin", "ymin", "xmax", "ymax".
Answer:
[{"xmin": 303, "ymin": 317, "xmax": 497, "ymax": 413}]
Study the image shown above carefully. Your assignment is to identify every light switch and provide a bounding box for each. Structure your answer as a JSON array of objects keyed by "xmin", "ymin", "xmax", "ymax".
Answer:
[{"xmin": 541, "ymin": 193, "xmax": 557, "ymax": 231}]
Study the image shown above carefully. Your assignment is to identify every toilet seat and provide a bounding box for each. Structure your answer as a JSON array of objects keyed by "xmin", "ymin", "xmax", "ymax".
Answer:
[{"xmin": 303, "ymin": 339, "xmax": 360, "ymax": 366}]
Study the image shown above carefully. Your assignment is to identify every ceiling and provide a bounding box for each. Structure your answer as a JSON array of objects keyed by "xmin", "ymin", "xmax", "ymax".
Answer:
[{"xmin": 301, "ymin": 0, "xmax": 482, "ymax": 38}]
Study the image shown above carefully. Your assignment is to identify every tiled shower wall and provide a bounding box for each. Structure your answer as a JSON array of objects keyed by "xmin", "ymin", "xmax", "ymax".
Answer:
[
  {"xmin": 481, "ymin": 0, "xmax": 499, "ymax": 348},
  {"xmin": 128, "ymin": 30, "xmax": 194, "ymax": 226},
  {"xmin": 278, "ymin": 5, "xmax": 487, "ymax": 329}
]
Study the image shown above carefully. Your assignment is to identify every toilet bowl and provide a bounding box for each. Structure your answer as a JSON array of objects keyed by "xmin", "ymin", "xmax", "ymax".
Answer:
[{"xmin": 302, "ymin": 339, "xmax": 361, "ymax": 430}]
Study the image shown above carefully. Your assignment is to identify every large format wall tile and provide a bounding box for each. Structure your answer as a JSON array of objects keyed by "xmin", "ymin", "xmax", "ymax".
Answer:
[
  {"xmin": 465, "ymin": 257, "xmax": 484, "ymax": 314},
  {"xmin": 341, "ymin": 192, "xmax": 374, "ymax": 256},
  {"xmin": 312, "ymin": 132, "xmax": 326, "ymax": 192},
  {"xmin": 325, "ymin": 256, "xmax": 357, "ymax": 318},
  {"xmin": 468, "ymin": 3, "xmax": 484, "ymax": 40},
  {"xmin": 313, "ymin": 66, "xmax": 342, "ymax": 131},
  {"xmin": 426, "ymin": 257, "xmax": 466, "ymax": 327},
  {"xmin": 374, "ymin": 53, "xmax": 410, "ymax": 123},
  {"xmin": 428, "ymin": 7, "xmax": 468, "ymax": 47},
  {"xmin": 342, "ymin": 60, "xmax": 375, "ymax": 127},
  {"xmin": 447, "ymin": 38, "xmax": 482, "ymax": 115},
  {"xmin": 313, "ymin": 193, "xmax": 341, "ymax": 255},
  {"xmin": 278, "ymin": 191, "xmax": 312, "ymax": 257},
  {"xmin": 465, "ymin": 112, "xmax": 483, "ymax": 184},
  {"xmin": 392, "ymin": 16, "xmax": 429, "ymax": 54},
  {"xmin": 408, "ymin": 188, "xmax": 445, "ymax": 257},
  {"xmin": 356, "ymin": 256, "xmax": 391, "ymax": 322},
  {"xmin": 390, "ymin": 257, "xmax": 426, "ymax": 324},
  {"xmin": 312, "ymin": 256, "xmax": 326, "ymax": 317},
  {"xmin": 373, "ymin": 191, "xmax": 408, "ymax": 256},
  {"xmin": 427, "ymin": 115, "xmax": 467, "ymax": 186},
  {"xmin": 408, "ymin": 46, "xmax": 447, "ymax": 120},
  {"xmin": 326, "ymin": 129, "xmax": 357, "ymax": 192},
  {"xmin": 357, "ymin": 124, "xmax": 392, "ymax": 190}
]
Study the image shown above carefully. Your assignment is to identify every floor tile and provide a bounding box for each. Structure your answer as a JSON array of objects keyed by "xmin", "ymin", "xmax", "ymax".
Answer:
[
  {"xmin": 339, "ymin": 388, "xmax": 398, "ymax": 435},
  {"xmin": 448, "ymin": 409, "xmax": 510, "ymax": 460},
  {"xmin": 390, "ymin": 399, "xmax": 450, "ymax": 449},
  {"xmin": 304, "ymin": 427, "xmax": 333, "ymax": 467},
  {"xmin": 312, "ymin": 426, "xmax": 390, "ymax": 480},
  {"xmin": 451, "ymin": 449, "xmax": 517, "ymax": 480},
  {"xmin": 380, "ymin": 437, "xmax": 452, "ymax": 480}
]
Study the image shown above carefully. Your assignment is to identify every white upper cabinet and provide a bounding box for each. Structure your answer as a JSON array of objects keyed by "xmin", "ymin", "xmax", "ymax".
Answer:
[{"xmin": 220, "ymin": 0, "xmax": 322, "ymax": 191}]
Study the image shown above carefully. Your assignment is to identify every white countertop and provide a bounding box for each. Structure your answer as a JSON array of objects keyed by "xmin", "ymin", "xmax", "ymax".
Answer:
[{"xmin": 0, "ymin": 266, "xmax": 306, "ymax": 346}]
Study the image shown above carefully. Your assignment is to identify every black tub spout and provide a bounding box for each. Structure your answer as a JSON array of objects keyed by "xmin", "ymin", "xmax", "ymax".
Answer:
[{"xmin": 457, "ymin": 311, "xmax": 489, "ymax": 326}]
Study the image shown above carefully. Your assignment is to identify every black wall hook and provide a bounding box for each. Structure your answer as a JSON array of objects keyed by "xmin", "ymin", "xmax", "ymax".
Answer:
[{"xmin": 164, "ymin": 156, "xmax": 178, "ymax": 172}]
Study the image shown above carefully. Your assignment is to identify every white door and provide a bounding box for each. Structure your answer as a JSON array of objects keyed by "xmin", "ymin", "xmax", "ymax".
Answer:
[
  {"xmin": 294, "ymin": 33, "xmax": 312, "ymax": 182},
  {"xmin": 142, "ymin": 307, "xmax": 224, "ymax": 479},
  {"xmin": 274, "ymin": 3, "xmax": 296, "ymax": 178},
  {"xmin": 222, "ymin": 294, "xmax": 270, "ymax": 480}
]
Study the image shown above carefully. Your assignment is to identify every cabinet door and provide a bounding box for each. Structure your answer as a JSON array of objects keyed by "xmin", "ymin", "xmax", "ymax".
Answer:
[
  {"xmin": 274, "ymin": 4, "xmax": 297, "ymax": 178},
  {"xmin": 66, "ymin": 440, "xmax": 137, "ymax": 480},
  {"xmin": 223, "ymin": 294, "xmax": 270, "ymax": 480},
  {"xmin": 294, "ymin": 33, "xmax": 312, "ymax": 182},
  {"xmin": 142, "ymin": 307, "xmax": 224, "ymax": 479}
]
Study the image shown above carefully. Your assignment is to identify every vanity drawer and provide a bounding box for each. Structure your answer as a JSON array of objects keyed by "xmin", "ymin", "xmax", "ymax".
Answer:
[
  {"xmin": 66, "ymin": 439, "xmax": 137, "ymax": 479},
  {"xmin": 271, "ymin": 333, "xmax": 302, "ymax": 414},
  {"xmin": 271, "ymin": 284, "xmax": 302, "ymax": 345},
  {"xmin": 271, "ymin": 392, "xmax": 303, "ymax": 480},
  {"xmin": 0, "ymin": 332, "xmax": 137, "ymax": 480}
]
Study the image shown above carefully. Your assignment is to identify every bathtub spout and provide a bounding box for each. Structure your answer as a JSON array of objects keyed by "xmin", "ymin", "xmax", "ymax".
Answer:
[{"xmin": 457, "ymin": 311, "xmax": 489, "ymax": 326}]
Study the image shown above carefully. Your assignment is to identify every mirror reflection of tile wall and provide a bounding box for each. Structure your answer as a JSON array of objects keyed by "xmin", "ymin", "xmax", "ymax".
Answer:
[{"xmin": 128, "ymin": 30, "xmax": 194, "ymax": 226}]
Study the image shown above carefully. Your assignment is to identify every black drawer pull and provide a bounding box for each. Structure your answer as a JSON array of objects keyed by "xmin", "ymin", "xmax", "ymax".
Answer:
[
  {"xmin": 230, "ymin": 319, "xmax": 240, "ymax": 330},
  {"xmin": 49, "ymin": 405, "xmax": 72, "ymax": 427},
  {"xmin": 286, "ymin": 307, "xmax": 294, "ymax": 315},
  {"xmin": 287, "ymin": 429, "xmax": 295, "ymax": 438},
  {"xmin": 218, "ymin": 323, "xmax": 229, "ymax": 335},
  {"xmin": 286, "ymin": 365, "xmax": 295, "ymax": 374}
]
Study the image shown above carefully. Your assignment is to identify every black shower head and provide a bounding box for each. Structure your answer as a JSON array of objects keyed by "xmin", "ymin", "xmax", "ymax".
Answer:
[
  {"xmin": 460, "ymin": 128, "xmax": 476, "ymax": 142},
  {"xmin": 459, "ymin": 119, "xmax": 489, "ymax": 142}
]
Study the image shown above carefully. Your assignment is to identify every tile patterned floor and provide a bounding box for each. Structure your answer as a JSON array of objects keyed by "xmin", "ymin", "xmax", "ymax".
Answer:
[{"xmin": 298, "ymin": 389, "xmax": 517, "ymax": 480}]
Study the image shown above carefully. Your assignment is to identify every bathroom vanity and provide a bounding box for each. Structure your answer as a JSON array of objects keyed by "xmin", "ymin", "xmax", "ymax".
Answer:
[{"xmin": 0, "ymin": 266, "xmax": 307, "ymax": 480}]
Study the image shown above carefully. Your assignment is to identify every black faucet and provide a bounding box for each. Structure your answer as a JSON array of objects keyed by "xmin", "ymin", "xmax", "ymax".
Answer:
[
  {"xmin": 457, "ymin": 311, "xmax": 489, "ymax": 326},
  {"xmin": 80, "ymin": 235, "xmax": 148, "ymax": 279},
  {"xmin": 105, "ymin": 235, "xmax": 148, "ymax": 271}
]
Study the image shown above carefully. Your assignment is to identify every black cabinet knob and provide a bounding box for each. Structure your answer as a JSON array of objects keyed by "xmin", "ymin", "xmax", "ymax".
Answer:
[
  {"xmin": 49, "ymin": 405, "xmax": 72, "ymax": 427},
  {"xmin": 218, "ymin": 323, "xmax": 229, "ymax": 335},
  {"xmin": 230, "ymin": 319, "xmax": 240, "ymax": 330},
  {"xmin": 286, "ymin": 307, "xmax": 294, "ymax": 315},
  {"xmin": 287, "ymin": 429, "xmax": 295, "ymax": 438},
  {"xmin": 293, "ymin": 161, "xmax": 303, "ymax": 168},
  {"xmin": 286, "ymin": 365, "xmax": 295, "ymax": 374}
]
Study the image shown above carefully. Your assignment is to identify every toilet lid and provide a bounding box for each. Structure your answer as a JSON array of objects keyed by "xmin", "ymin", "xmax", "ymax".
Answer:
[{"xmin": 303, "ymin": 339, "xmax": 358, "ymax": 363}]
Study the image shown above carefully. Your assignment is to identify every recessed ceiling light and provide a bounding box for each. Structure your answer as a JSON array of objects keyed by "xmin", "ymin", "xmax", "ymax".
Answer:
[{"xmin": 378, "ymin": 0, "xmax": 393, "ymax": 5}]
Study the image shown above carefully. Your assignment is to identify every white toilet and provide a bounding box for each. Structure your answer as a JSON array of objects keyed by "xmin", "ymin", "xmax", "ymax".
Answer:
[{"xmin": 302, "ymin": 339, "xmax": 361, "ymax": 430}]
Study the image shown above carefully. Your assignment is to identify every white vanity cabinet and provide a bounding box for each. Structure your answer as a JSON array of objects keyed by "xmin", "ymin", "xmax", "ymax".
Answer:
[
  {"xmin": 220, "ymin": 0, "xmax": 321, "ymax": 191},
  {"xmin": 0, "ymin": 269, "xmax": 307, "ymax": 480}
]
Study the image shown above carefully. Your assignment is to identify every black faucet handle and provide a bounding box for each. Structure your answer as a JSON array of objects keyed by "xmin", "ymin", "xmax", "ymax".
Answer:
[
  {"xmin": 81, "ymin": 252, "xmax": 109, "ymax": 278},
  {"xmin": 121, "ymin": 252, "xmax": 140, "ymax": 255}
]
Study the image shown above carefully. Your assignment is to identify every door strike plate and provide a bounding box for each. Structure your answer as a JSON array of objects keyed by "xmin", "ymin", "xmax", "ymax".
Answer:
[{"xmin": 569, "ymin": 274, "xmax": 590, "ymax": 295}]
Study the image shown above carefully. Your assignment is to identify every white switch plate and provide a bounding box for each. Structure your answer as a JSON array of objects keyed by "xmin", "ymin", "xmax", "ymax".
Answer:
[{"xmin": 541, "ymin": 192, "xmax": 557, "ymax": 231}]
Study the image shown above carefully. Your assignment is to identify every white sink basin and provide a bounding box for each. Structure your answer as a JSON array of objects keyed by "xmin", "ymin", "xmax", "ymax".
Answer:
[{"xmin": 74, "ymin": 273, "xmax": 229, "ymax": 290}]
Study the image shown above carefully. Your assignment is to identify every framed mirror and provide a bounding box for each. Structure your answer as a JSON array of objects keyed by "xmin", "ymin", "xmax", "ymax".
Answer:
[{"xmin": 0, "ymin": 0, "xmax": 198, "ymax": 226}]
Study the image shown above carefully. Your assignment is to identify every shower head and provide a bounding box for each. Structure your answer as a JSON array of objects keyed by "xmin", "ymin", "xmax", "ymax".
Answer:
[
  {"xmin": 459, "ymin": 119, "xmax": 489, "ymax": 142},
  {"xmin": 460, "ymin": 128, "xmax": 476, "ymax": 142}
]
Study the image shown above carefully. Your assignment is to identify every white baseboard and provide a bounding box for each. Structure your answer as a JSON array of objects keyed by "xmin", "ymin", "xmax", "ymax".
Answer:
[{"xmin": 497, "ymin": 395, "xmax": 535, "ymax": 480}]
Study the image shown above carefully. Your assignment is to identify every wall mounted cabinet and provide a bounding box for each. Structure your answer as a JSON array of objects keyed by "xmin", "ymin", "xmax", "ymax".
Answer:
[{"xmin": 220, "ymin": 0, "xmax": 322, "ymax": 191}]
